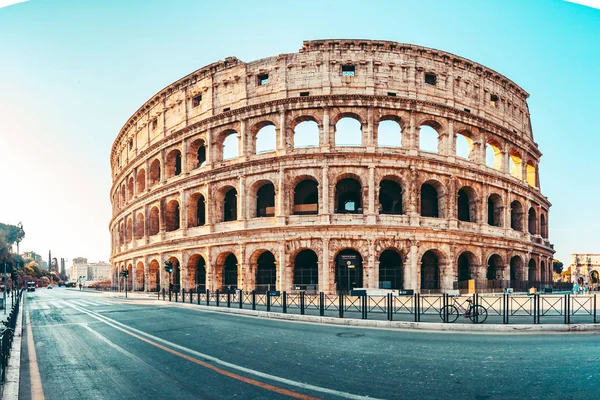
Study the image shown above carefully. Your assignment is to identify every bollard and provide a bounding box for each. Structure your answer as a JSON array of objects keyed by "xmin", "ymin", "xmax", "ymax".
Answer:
[
  {"xmin": 267, "ymin": 291, "xmax": 271, "ymax": 312},
  {"xmin": 361, "ymin": 294, "xmax": 367, "ymax": 320},
  {"xmin": 282, "ymin": 291, "xmax": 287, "ymax": 314},
  {"xmin": 168, "ymin": 290, "xmax": 172, "ymax": 302},
  {"xmin": 227, "ymin": 290, "xmax": 231, "ymax": 308},
  {"xmin": 319, "ymin": 292, "xmax": 324, "ymax": 317},
  {"xmin": 206, "ymin": 289, "xmax": 210, "ymax": 306},
  {"xmin": 252, "ymin": 291, "xmax": 256, "ymax": 310},
  {"xmin": 182, "ymin": 288, "xmax": 186, "ymax": 303},
  {"xmin": 339, "ymin": 293, "xmax": 344, "ymax": 318},
  {"xmin": 197, "ymin": 287, "xmax": 200, "ymax": 305},
  {"xmin": 216, "ymin": 290, "xmax": 220, "ymax": 307},
  {"xmin": 175, "ymin": 291, "xmax": 178, "ymax": 302},
  {"xmin": 162, "ymin": 288, "xmax": 166, "ymax": 301},
  {"xmin": 387, "ymin": 293, "xmax": 393, "ymax": 321},
  {"xmin": 239, "ymin": 290, "xmax": 243, "ymax": 309},
  {"xmin": 300, "ymin": 291, "xmax": 305, "ymax": 315}
]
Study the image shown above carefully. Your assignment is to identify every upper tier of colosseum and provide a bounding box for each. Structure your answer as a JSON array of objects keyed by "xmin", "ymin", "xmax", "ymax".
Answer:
[{"xmin": 111, "ymin": 39, "xmax": 536, "ymax": 174}]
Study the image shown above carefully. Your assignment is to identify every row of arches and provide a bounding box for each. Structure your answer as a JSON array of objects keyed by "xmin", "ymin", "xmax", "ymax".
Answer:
[
  {"xmin": 113, "ymin": 177, "xmax": 548, "ymax": 246},
  {"xmin": 114, "ymin": 248, "xmax": 550, "ymax": 293},
  {"xmin": 114, "ymin": 111, "xmax": 540, "ymax": 210}
]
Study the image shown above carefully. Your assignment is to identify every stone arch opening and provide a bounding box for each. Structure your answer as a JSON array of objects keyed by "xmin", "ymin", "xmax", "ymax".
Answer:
[
  {"xmin": 510, "ymin": 200, "xmax": 523, "ymax": 231},
  {"xmin": 379, "ymin": 179, "xmax": 403, "ymax": 215},
  {"xmin": 420, "ymin": 181, "xmax": 443, "ymax": 218},
  {"xmin": 256, "ymin": 182, "xmax": 275, "ymax": 218},
  {"xmin": 136, "ymin": 169, "xmax": 146, "ymax": 193},
  {"xmin": 335, "ymin": 249, "xmax": 363, "ymax": 292},
  {"xmin": 149, "ymin": 159, "xmax": 161, "ymax": 187},
  {"xmin": 421, "ymin": 250, "xmax": 440, "ymax": 290},
  {"xmin": 223, "ymin": 187, "xmax": 238, "ymax": 222},
  {"xmin": 135, "ymin": 213, "xmax": 144, "ymax": 240},
  {"xmin": 255, "ymin": 251, "xmax": 276, "ymax": 293},
  {"xmin": 188, "ymin": 254, "xmax": 206, "ymax": 292},
  {"xmin": 125, "ymin": 217, "xmax": 133, "ymax": 243},
  {"xmin": 419, "ymin": 123, "xmax": 441, "ymax": 153},
  {"xmin": 335, "ymin": 177, "xmax": 362, "ymax": 214},
  {"xmin": 335, "ymin": 117, "xmax": 362, "ymax": 146},
  {"xmin": 135, "ymin": 261, "xmax": 144, "ymax": 291},
  {"xmin": 509, "ymin": 150, "xmax": 522, "ymax": 180},
  {"xmin": 526, "ymin": 161, "xmax": 536, "ymax": 187},
  {"xmin": 540, "ymin": 214, "xmax": 547, "ymax": 238},
  {"xmin": 457, "ymin": 252, "xmax": 477, "ymax": 282},
  {"xmin": 528, "ymin": 207, "xmax": 537, "ymax": 235},
  {"xmin": 293, "ymin": 178, "xmax": 318, "ymax": 215},
  {"xmin": 222, "ymin": 131, "xmax": 239, "ymax": 160},
  {"xmin": 487, "ymin": 254, "xmax": 504, "ymax": 280},
  {"xmin": 458, "ymin": 186, "xmax": 477, "ymax": 223},
  {"xmin": 149, "ymin": 259, "xmax": 160, "ymax": 292},
  {"xmin": 293, "ymin": 119, "xmax": 319, "ymax": 148},
  {"xmin": 255, "ymin": 123, "xmax": 276, "ymax": 154},
  {"xmin": 486, "ymin": 140, "xmax": 502, "ymax": 170},
  {"xmin": 377, "ymin": 119, "xmax": 402, "ymax": 147},
  {"xmin": 168, "ymin": 256, "xmax": 181, "ymax": 292},
  {"xmin": 165, "ymin": 200, "xmax": 180, "ymax": 232},
  {"xmin": 120, "ymin": 185, "xmax": 126, "ymax": 207},
  {"xmin": 528, "ymin": 259, "xmax": 537, "ymax": 281},
  {"xmin": 293, "ymin": 249, "xmax": 319, "ymax": 291},
  {"xmin": 189, "ymin": 138, "xmax": 207, "ymax": 170},
  {"xmin": 223, "ymin": 253, "xmax": 238, "ymax": 290},
  {"xmin": 379, "ymin": 249, "xmax": 403, "ymax": 289},
  {"xmin": 510, "ymin": 255, "xmax": 523, "ymax": 281},
  {"xmin": 456, "ymin": 131, "xmax": 474, "ymax": 160},
  {"xmin": 127, "ymin": 177, "xmax": 134, "ymax": 201},
  {"xmin": 148, "ymin": 207, "xmax": 160, "ymax": 236},
  {"xmin": 188, "ymin": 193, "xmax": 206, "ymax": 227},
  {"xmin": 487, "ymin": 193, "xmax": 504, "ymax": 227},
  {"xmin": 166, "ymin": 149, "xmax": 182, "ymax": 178}
]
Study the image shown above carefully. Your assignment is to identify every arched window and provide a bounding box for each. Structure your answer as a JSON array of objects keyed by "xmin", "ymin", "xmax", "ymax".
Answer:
[
  {"xmin": 487, "ymin": 194, "xmax": 504, "ymax": 227},
  {"xmin": 528, "ymin": 207, "xmax": 537, "ymax": 235},
  {"xmin": 135, "ymin": 213, "xmax": 144, "ymax": 240},
  {"xmin": 149, "ymin": 260, "xmax": 160, "ymax": 292},
  {"xmin": 457, "ymin": 252, "xmax": 476, "ymax": 281},
  {"xmin": 189, "ymin": 139, "xmax": 206, "ymax": 170},
  {"xmin": 223, "ymin": 254, "xmax": 238, "ymax": 290},
  {"xmin": 419, "ymin": 125, "xmax": 439, "ymax": 153},
  {"xmin": 485, "ymin": 140, "xmax": 502, "ymax": 170},
  {"xmin": 125, "ymin": 218, "xmax": 133, "ymax": 242},
  {"xmin": 136, "ymin": 169, "xmax": 146, "ymax": 193},
  {"xmin": 540, "ymin": 214, "xmax": 547, "ymax": 239},
  {"xmin": 487, "ymin": 254, "xmax": 503, "ymax": 280},
  {"xmin": 165, "ymin": 200, "xmax": 180, "ymax": 232},
  {"xmin": 510, "ymin": 256, "xmax": 523, "ymax": 281},
  {"xmin": 294, "ymin": 249, "xmax": 319, "ymax": 290},
  {"xmin": 166, "ymin": 149, "xmax": 182, "ymax": 178},
  {"xmin": 255, "ymin": 124, "xmax": 276, "ymax": 154},
  {"xmin": 335, "ymin": 178, "xmax": 362, "ymax": 214},
  {"xmin": 256, "ymin": 183, "xmax": 275, "ymax": 218},
  {"xmin": 169, "ymin": 257, "xmax": 181, "ymax": 292},
  {"xmin": 293, "ymin": 179, "xmax": 318, "ymax": 215},
  {"xmin": 379, "ymin": 180, "xmax": 403, "ymax": 214},
  {"xmin": 379, "ymin": 250, "xmax": 403, "ymax": 289},
  {"xmin": 135, "ymin": 261, "xmax": 145, "ymax": 291},
  {"xmin": 510, "ymin": 200, "xmax": 523, "ymax": 231},
  {"xmin": 188, "ymin": 255, "xmax": 206, "ymax": 291},
  {"xmin": 223, "ymin": 132, "xmax": 239, "ymax": 160},
  {"xmin": 335, "ymin": 117, "xmax": 362, "ymax": 146},
  {"xmin": 293, "ymin": 120, "xmax": 319, "ymax": 148},
  {"xmin": 188, "ymin": 193, "xmax": 206, "ymax": 227},
  {"xmin": 526, "ymin": 162, "xmax": 536, "ymax": 187},
  {"xmin": 223, "ymin": 188, "xmax": 237, "ymax": 222},
  {"xmin": 456, "ymin": 132, "xmax": 473, "ymax": 160},
  {"xmin": 509, "ymin": 150, "xmax": 522, "ymax": 180},
  {"xmin": 120, "ymin": 185, "xmax": 126, "ymax": 206},
  {"xmin": 421, "ymin": 183, "xmax": 439, "ymax": 218},
  {"xmin": 335, "ymin": 249, "xmax": 363, "ymax": 291},
  {"xmin": 149, "ymin": 159, "xmax": 161, "ymax": 187},
  {"xmin": 148, "ymin": 207, "xmax": 159, "ymax": 236},
  {"xmin": 457, "ymin": 187, "xmax": 477, "ymax": 223},
  {"xmin": 421, "ymin": 250, "xmax": 440, "ymax": 290},
  {"xmin": 528, "ymin": 259, "xmax": 537, "ymax": 281},
  {"xmin": 255, "ymin": 252, "xmax": 276, "ymax": 293},
  {"xmin": 128, "ymin": 177, "xmax": 134, "ymax": 200},
  {"xmin": 377, "ymin": 120, "xmax": 402, "ymax": 147}
]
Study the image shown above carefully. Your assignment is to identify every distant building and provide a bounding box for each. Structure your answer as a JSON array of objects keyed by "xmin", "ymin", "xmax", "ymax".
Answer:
[
  {"xmin": 70, "ymin": 258, "xmax": 111, "ymax": 282},
  {"xmin": 22, "ymin": 251, "xmax": 43, "ymax": 265},
  {"xmin": 570, "ymin": 254, "xmax": 600, "ymax": 289}
]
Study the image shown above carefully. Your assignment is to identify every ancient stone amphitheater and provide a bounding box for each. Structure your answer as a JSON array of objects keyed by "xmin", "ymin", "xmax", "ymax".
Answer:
[{"xmin": 109, "ymin": 39, "xmax": 553, "ymax": 294}]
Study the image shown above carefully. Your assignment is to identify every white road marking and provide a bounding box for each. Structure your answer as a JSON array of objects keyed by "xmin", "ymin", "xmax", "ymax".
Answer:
[
  {"xmin": 66, "ymin": 303, "xmax": 383, "ymax": 400},
  {"xmin": 26, "ymin": 310, "xmax": 45, "ymax": 400}
]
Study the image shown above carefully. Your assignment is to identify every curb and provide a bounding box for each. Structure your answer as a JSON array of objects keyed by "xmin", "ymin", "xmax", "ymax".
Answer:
[
  {"xmin": 2, "ymin": 295, "xmax": 24, "ymax": 400},
  {"xmin": 104, "ymin": 293, "xmax": 600, "ymax": 334}
]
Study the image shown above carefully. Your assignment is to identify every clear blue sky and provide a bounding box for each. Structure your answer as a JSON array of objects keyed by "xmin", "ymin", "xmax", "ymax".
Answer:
[{"xmin": 0, "ymin": 0, "xmax": 598, "ymax": 265}]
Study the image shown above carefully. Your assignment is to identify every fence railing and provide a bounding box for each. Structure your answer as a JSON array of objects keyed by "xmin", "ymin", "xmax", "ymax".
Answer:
[
  {"xmin": 1, "ymin": 289, "xmax": 24, "ymax": 384},
  {"xmin": 157, "ymin": 289, "xmax": 599, "ymax": 325}
]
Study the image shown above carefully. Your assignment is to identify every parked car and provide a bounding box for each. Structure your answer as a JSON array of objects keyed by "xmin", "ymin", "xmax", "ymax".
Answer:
[
  {"xmin": 27, "ymin": 282, "xmax": 36, "ymax": 292},
  {"xmin": 47, "ymin": 284, "xmax": 53, "ymax": 289}
]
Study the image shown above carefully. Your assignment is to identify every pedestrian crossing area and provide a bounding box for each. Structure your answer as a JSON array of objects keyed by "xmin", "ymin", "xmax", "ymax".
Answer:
[{"xmin": 28, "ymin": 299, "xmax": 121, "ymax": 310}]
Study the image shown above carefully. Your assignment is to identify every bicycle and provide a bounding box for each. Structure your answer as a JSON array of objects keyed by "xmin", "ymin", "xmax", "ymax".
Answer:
[{"xmin": 439, "ymin": 296, "xmax": 488, "ymax": 323}]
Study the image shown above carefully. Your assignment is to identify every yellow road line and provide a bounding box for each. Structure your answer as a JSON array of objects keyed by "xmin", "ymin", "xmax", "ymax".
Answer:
[{"xmin": 26, "ymin": 310, "xmax": 45, "ymax": 400}]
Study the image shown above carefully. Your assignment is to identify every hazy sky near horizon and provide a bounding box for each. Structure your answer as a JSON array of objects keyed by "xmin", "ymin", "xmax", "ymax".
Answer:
[{"xmin": 0, "ymin": 0, "xmax": 599, "ymax": 265}]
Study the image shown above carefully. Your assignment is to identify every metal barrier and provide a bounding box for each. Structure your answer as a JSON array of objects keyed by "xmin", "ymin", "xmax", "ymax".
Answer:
[
  {"xmin": 159, "ymin": 290, "xmax": 599, "ymax": 325},
  {"xmin": 1, "ymin": 289, "xmax": 24, "ymax": 384}
]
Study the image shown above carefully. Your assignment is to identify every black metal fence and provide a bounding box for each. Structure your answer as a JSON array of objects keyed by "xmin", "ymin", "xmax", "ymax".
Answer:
[
  {"xmin": 158, "ymin": 289, "xmax": 598, "ymax": 325},
  {"xmin": 454, "ymin": 280, "xmax": 574, "ymax": 293},
  {"xmin": 1, "ymin": 289, "xmax": 24, "ymax": 383}
]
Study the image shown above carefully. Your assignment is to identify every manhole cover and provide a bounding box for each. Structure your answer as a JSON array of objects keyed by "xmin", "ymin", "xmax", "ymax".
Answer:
[{"xmin": 336, "ymin": 332, "xmax": 365, "ymax": 338}]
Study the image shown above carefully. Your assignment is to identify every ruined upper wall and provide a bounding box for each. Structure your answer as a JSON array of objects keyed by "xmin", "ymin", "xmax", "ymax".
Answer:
[{"xmin": 111, "ymin": 39, "xmax": 535, "ymax": 171}]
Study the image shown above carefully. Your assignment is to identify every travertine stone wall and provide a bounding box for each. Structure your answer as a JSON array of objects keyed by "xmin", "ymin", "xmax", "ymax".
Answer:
[{"xmin": 109, "ymin": 39, "xmax": 553, "ymax": 294}]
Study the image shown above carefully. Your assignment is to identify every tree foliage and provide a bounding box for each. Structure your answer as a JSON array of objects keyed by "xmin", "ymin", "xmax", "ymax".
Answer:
[
  {"xmin": 0, "ymin": 222, "xmax": 25, "ymax": 266},
  {"xmin": 553, "ymin": 259, "xmax": 564, "ymax": 275}
]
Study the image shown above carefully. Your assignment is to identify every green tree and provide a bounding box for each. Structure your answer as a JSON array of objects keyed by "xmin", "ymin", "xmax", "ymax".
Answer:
[
  {"xmin": 553, "ymin": 259, "xmax": 564, "ymax": 275},
  {"xmin": 0, "ymin": 223, "xmax": 25, "ymax": 271}
]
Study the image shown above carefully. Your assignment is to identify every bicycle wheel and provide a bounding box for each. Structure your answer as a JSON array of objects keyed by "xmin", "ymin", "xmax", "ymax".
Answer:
[
  {"xmin": 439, "ymin": 305, "xmax": 459, "ymax": 323},
  {"xmin": 468, "ymin": 305, "xmax": 488, "ymax": 324}
]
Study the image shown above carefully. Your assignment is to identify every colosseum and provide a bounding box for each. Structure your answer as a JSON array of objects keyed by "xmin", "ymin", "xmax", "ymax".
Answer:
[{"xmin": 109, "ymin": 39, "xmax": 554, "ymax": 295}]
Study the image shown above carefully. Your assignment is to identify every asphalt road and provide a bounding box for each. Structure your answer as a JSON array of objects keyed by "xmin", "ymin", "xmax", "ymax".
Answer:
[{"xmin": 18, "ymin": 288, "xmax": 600, "ymax": 400}]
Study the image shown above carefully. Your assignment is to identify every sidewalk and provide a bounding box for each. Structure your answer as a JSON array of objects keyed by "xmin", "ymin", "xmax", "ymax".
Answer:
[{"xmin": 102, "ymin": 291, "xmax": 600, "ymax": 334}]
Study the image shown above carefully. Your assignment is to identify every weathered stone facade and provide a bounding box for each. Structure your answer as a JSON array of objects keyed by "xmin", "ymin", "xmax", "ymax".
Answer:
[
  {"xmin": 570, "ymin": 254, "xmax": 600, "ymax": 290},
  {"xmin": 109, "ymin": 39, "xmax": 554, "ymax": 294}
]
